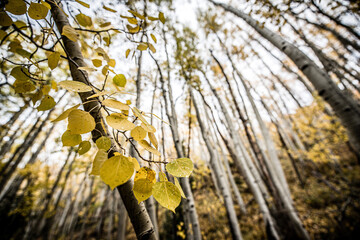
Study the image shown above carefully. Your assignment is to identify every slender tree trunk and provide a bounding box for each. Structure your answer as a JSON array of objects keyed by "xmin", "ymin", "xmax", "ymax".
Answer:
[
  {"xmin": 48, "ymin": 1, "xmax": 156, "ymax": 239},
  {"xmin": 210, "ymin": 0, "xmax": 360, "ymax": 160}
]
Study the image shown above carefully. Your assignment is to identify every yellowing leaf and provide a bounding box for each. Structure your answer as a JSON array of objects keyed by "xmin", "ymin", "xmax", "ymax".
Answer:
[
  {"xmin": 37, "ymin": 95, "xmax": 56, "ymax": 111},
  {"xmin": 131, "ymin": 126, "xmax": 147, "ymax": 141},
  {"xmin": 159, "ymin": 12, "xmax": 165, "ymax": 24},
  {"xmin": 76, "ymin": 13, "xmax": 92, "ymax": 27},
  {"xmin": 58, "ymin": 80, "xmax": 92, "ymax": 92},
  {"xmin": 5, "ymin": 0, "xmax": 27, "ymax": 15},
  {"xmin": 102, "ymin": 99, "xmax": 129, "ymax": 111},
  {"xmin": 100, "ymin": 155, "xmax": 134, "ymax": 190},
  {"xmin": 150, "ymin": 34, "xmax": 157, "ymax": 43},
  {"xmin": 62, "ymin": 25, "xmax": 78, "ymax": 42},
  {"xmin": 166, "ymin": 158, "xmax": 194, "ymax": 177},
  {"xmin": 137, "ymin": 43, "xmax": 148, "ymax": 51},
  {"xmin": 75, "ymin": 0, "xmax": 90, "ymax": 8},
  {"xmin": 141, "ymin": 123, "xmax": 156, "ymax": 133},
  {"xmin": 48, "ymin": 52, "xmax": 60, "ymax": 70},
  {"xmin": 11, "ymin": 66, "xmax": 29, "ymax": 81},
  {"xmin": 128, "ymin": 10, "xmax": 145, "ymax": 19},
  {"xmin": 126, "ymin": 24, "xmax": 140, "ymax": 33},
  {"xmin": 148, "ymin": 132, "xmax": 158, "ymax": 149},
  {"xmin": 42, "ymin": 85, "xmax": 51, "ymax": 95},
  {"xmin": 103, "ymin": 5, "xmax": 117, "ymax": 13},
  {"xmin": 174, "ymin": 177, "xmax": 186, "ymax": 198},
  {"xmin": 129, "ymin": 157, "xmax": 140, "ymax": 171},
  {"xmin": 135, "ymin": 167, "xmax": 156, "ymax": 183},
  {"xmin": 153, "ymin": 181, "xmax": 181, "ymax": 213},
  {"xmin": 90, "ymin": 149, "xmax": 108, "ymax": 175},
  {"xmin": 127, "ymin": 18, "xmax": 138, "ymax": 25},
  {"xmin": 133, "ymin": 178, "xmax": 153, "ymax": 203},
  {"xmin": 113, "ymin": 74, "xmax": 126, "ymax": 87},
  {"xmin": 148, "ymin": 43, "xmax": 156, "ymax": 53},
  {"xmin": 106, "ymin": 113, "xmax": 135, "ymax": 131},
  {"xmin": 68, "ymin": 109, "xmax": 95, "ymax": 134},
  {"xmin": 13, "ymin": 80, "xmax": 35, "ymax": 93},
  {"xmin": 62, "ymin": 130, "xmax": 82, "ymax": 147},
  {"xmin": 92, "ymin": 59, "xmax": 102, "ymax": 67},
  {"xmin": 138, "ymin": 140, "xmax": 161, "ymax": 156},
  {"xmin": 96, "ymin": 136, "xmax": 112, "ymax": 151},
  {"xmin": 78, "ymin": 141, "xmax": 91, "ymax": 155},
  {"xmin": 52, "ymin": 104, "xmax": 80, "ymax": 122},
  {"xmin": 147, "ymin": 16, "xmax": 158, "ymax": 21},
  {"xmin": 0, "ymin": 12, "xmax": 13, "ymax": 27},
  {"xmin": 108, "ymin": 59, "xmax": 116, "ymax": 68},
  {"xmin": 28, "ymin": 2, "xmax": 48, "ymax": 20},
  {"xmin": 125, "ymin": 49, "xmax": 131, "ymax": 58},
  {"xmin": 100, "ymin": 22, "xmax": 111, "ymax": 28}
]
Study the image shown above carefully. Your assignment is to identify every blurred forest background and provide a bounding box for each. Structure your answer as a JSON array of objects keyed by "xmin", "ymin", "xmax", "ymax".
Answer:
[{"xmin": 0, "ymin": 0, "xmax": 359, "ymax": 239}]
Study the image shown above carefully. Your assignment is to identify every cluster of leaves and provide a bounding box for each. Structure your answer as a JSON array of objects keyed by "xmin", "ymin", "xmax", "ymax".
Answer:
[{"xmin": 1, "ymin": 0, "xmax": 194, "ymax": 213}]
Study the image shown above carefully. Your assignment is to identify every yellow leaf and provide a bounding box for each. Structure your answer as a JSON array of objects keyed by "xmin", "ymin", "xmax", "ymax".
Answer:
[
  {"xmin": 103, "ymin": 5, "xmax": 117, "ymax": 13},
  {"xmin": 0, "ymin": 12, "xmax": 13, "ymax": 27},
  {"xmin": 131, "ymin": 126, "xmax": 147, "ymax": 141},
  {"xmin": 166, "ymin": 158, "xmax": 194, "ymax": 177},
  {"xmin": 106, "ymin": 113, "xmax": 135, "ymax": 131},
  {"xmin": 150, "ymin": 34, "xmax": 157, "ymax": 43},
  {"xmin": 159, "ymin": 12, "xmax": 165, "ymax": 24},
  {"xmin": 102, "ymin": 99, "xmax": 129, "ymax": 111},
  {"xmin": 96, "ymin": 136, "xmax": 112, "ymax": 150},
  {"xmin": 137, "ymin": 43, "xmax": 148, "ymax": 51},
  {"xmin": 75, "ymin": 0, "xmax": 90, "ymax": 8},
  {"xmin": 42, "ymin": 85, "xmax": 51, "ymax": 95},
  {"xmin": 132, "ymin": 107, "xmax": 149, "ymax": 126},
  {"xmin": 78, "ymin": 66, "xmax": 97, "ymax": 72},
  {"xmin": 159, "ymin": 172, "xmax": 167, "ymax": 181},
  {"xmin": 28, "ymin": 2, "xmax": 48, "ymax": 20},
  {"xmin": 128, "ymin": 10, "xmax": 145, "ymax": 20},
  {"xmin": 90, "ymin": 149, "xmax": 108, "ymax": 175},
  {"xmin": 78, "ymin": 141, "xmax": 91, "ymax": 155},
  {"xmin": 126, "ymin": 49, "xmax": 131, "ymax": 58},
  {"xmin": 37, "ymin": 95, "xmax": 56, "ymax": 111},
  {"xmin": 141, "ymin": 123, "xmax": 156, "ymax": 133},
  {"xmin": 126, "ymin": 24, "xmax": 140, "ymax": 33},
  {"xmin": 148, "ymin": 43, "xmax": 156, "ymax": 53},
  {"xmin": 113, "ymin": 74, "xmax": 126, "ymax": 87},
  {"xmin": 148, "ymin": 132, "xmax": 158, "ymax": 149},
  {"xmin": 87, "ymin": 91, "xmax": 111, "ymax": 99},
  {"xmin": 138, "ymin": 140, "xmax": 161, "ymax": 156},
  {"xmin": 174, "ymin": 177, "xmax": 186, "ymax": 198},
  {"xmin": 48, "ymin": 52, "xmax": 60, "ymax": 70},
  {"xmin": 76, "ymin": 13, "xmax": 92, "ymax": 27},
  {"xmin": 135, "ymin": 167, "xmax": 156, "ymax": 183},
  {"xmin": 129, "ymin": 157, "xmax": 140, "ymax": 171},
  {"xmin": 147, "ymin": 16, "xmax": 158, "ymax": 21},
  {"xmin": 58, "ymin": 80, "xmax": 92, "ymax": 92},
  {"xmin": 13, "ymin": 80, "xmax": 35, "ymax": 93},
  {"xmin": 92, "ymin": 59, "xmax": 102, "ymax": 67},
  {"xmin": 52, "ymin": 104, "xmax": 80, "ymax": 122},
  {"xmin": 30, "ymin": 90, "xmax": 43, "ymax": 105},
  {"xmin": 108, "ymin": 59, "xmax": 116, "ymax": 68},
  {"xmin": 62, "ymin": 25, "xmax": 78, "ymax": 42},
  {"xmin": 62, "ymin": 130, "xmax": 82, "ymax": 147},
  {"xmin": 127, "ymin": 18, "xmax": 138, "ymax": 25},
  {"xmin": 67, "ymin": 109, "xmax": 95, "ymax": 134},
  {"xmin": 100, "ymin": 22, "xmax": 111, "ymax": 28},
  {"xmin": 153, "ymin": 181, "xmax": 181, "ymax": 213},
  {"xmin": 5, "ymin": 0, "xmax": 27, "ymax": 15},
  {"xmin": 100, "ymin": 155, "xmax": 134, "ymax": 190},
  {"xmin": 133, "ymin": 178, "xmax": 154, "ymax": 203}
]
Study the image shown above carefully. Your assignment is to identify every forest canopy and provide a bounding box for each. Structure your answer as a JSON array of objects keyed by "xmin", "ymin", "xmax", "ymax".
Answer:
[{"xmin": 0, "ymin": 0, "xmax": 359, "ymax": 239}]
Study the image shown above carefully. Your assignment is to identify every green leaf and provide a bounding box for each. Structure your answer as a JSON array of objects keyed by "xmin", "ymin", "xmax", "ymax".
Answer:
[
  {"xmin": 90, "ymin": 149, "xmax": 108, "ymax": 175},
  {"xmin": 28, "ymin": 2, "xmax": 49, "ymax": 20},
  {"xmin": 58, "ymin": 80, "xmax": 92, "ymax": 92},
  {"xmin": 153, "ymin": 181, "xmax": 181, "ymax": 213},
  {"xmin": 61, "ymin": 130, "xmax": 82, "ymax": 147},
  {"xmin": 78, "ymin": 141, "xmax": 91, "ymax": 155},
  {"xmin": 48, "ymin": 51, "xmax": 60, "ymax": 70},
  {"xmin": 166, "ymin": 158, "xmax": 194, "ymax": 177},
  {"xmin": 113, "ymin": 74, "xmax": 127, "ymax": 87},
  {"xmin": 67, "ymin": 109, "xmax": 95, "ymax": 134},
  {"xmin": 37, "ymin": 95, "xmax": 56, "ymax": 111},
  {"xmin": 100, "ymin": 155, "xmax": 134, "ymax": 190},
  {"xmin": 96, "ymin": 136, "xmax": 112, "ymax": 151}
]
